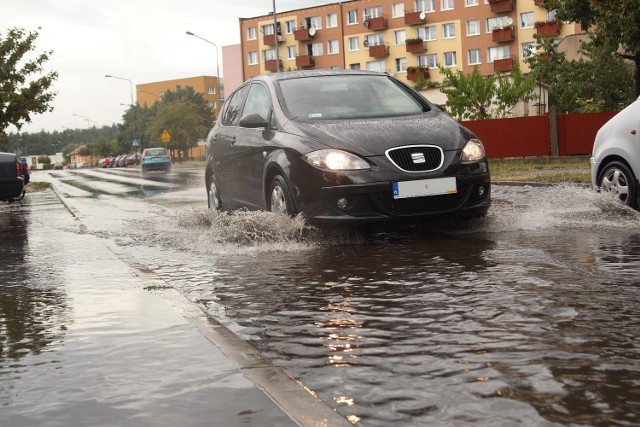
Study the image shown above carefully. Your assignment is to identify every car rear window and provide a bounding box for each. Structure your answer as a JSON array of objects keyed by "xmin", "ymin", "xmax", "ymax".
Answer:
[
  {"xmin": 145, "ymin": 149, "xmax": 166, "ymax": 156},
  {"xmin": 278, "ymin": 75, "xmax": 428, "ymax": 120}
]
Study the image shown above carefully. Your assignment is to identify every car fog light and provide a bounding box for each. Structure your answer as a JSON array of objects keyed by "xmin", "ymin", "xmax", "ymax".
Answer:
[
  {"xmin": 478, "ymin": 186, "xmax": 485, "ymax": 197},
  {"xmin": 337, "ymin": 197, "xmax": 349, "ymax": 210}
]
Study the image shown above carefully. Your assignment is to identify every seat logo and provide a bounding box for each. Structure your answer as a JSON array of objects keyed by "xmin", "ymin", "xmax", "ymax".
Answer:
[{"xmin": 411, "ymin": 152, "xmax": 426, "ymax": 164}]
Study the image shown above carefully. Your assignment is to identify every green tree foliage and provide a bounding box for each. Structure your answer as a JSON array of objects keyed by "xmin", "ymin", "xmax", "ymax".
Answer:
[
  {"xmin": 145, "ymin": 87, "xmax": 214, "ymax": 158},
  {"xmin": 8, "ymin": 125, "xmax": 118, "ymax": 157},
  {"xmin": 439, "ymin": 63, "xmax": 536, "ymax": 120},
  {"xmin": 526, "ymin": 35, "xmax": 635, "ymax": 112},
  {"xmin": 0, "ymin": 27, "xmax": 58, "ymax": 150},
  {"xmin": 542, "ymin": 0, "xmax": 640, "ymax": 97}
]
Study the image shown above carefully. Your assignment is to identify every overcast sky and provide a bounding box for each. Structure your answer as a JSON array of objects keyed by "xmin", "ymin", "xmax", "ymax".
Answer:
[{"xmin": 3, "ymin": 0, "xmax": 334, "ymax": 134}]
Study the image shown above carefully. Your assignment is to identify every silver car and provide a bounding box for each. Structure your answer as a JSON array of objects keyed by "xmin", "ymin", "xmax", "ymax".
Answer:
[{"xmin": 591, "ymin": 96, "xmax": 640, "ymax": 210}]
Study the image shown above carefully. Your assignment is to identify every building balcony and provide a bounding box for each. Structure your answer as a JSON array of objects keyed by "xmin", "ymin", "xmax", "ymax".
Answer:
[
  {"xmin": 404, "ymin": 11, "xmax": 426, "ymax": 26},
  {"xmin": 295, "ymin": 54, "xmax": 314, "ymax": 68},
  {"xmin": 489, "ymin": 0, "xmax": 513, "ymax": 13},
  {"xmin": 493, "ymin": 56, "xmax": 514, "ymax": 72},
  {"xmin": 264, "ymin": 34, "xmax": 276, "ymax": 46},
  {"xmin": 294, "ymin": 28, "xmax": 314, "ymax": 41},
  {"xmin": 406, "ymin": 67, "xmax": 430, "ymax": 81},
  {"xmin": 405, "ymin": 39, "xmax": 427, "ymax": 53},
  {"xmin": 492, "ymin": 26, "xmax": 515, "ymax": 42},
  {"xmin": 368, "ymin": 43, "xmax": 389, "ymax": 58},
  {"xmin": 265, "ymin": 59, "xmax": 282, "ymax": 72},
  {"xmin": 534, "ymin": 0, "xmax": 544, "ymax": 6},
  {"xmin": 535, "ymin": 21, "xmax": 561, "ymax": 36},
  {"xmin": 365, "ymin": 16, "xmax": 388, "ymax": 31}
]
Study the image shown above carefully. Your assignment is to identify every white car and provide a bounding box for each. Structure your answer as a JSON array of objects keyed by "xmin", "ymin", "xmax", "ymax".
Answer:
[{"xmin": 591, "ymin": 96, "xmax": 640, "ymax": 210}]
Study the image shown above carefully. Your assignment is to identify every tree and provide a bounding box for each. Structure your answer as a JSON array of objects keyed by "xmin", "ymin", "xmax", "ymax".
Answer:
[
  {"xmin": 439, "ymin": 63, "xmax": 536, "ymax": 120},
  {"xmin": 542, "ymin": 0, "xmax": 640, "ymax": 98},
  {"xmin": 0, "ymin": 27, "xmax": 58, "ymax": 150}
]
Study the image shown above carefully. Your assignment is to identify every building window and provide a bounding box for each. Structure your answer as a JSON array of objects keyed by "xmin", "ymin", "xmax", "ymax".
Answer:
[
  {"xmin": 365, "ymin": 34, "xmax": 384, "ymax": 47},
  {"xmin": 441, "ymin": 0, "xmax": 454, "ymax": 11},
  {"xmin": 247, "ymin": 27, "xmax": 257, "ymax": 40},
  {"xmin": 418, "ymin": 25, "xmax": 437, "ymax": 41},
  {"xmin": 348, "ymin": 36, "xmax": 359, "ymax": 51},
  {"xmin": 287, "ymin": 45, "xmax": 297, "ymax": 60},
  {"xmin": 364, "ymin": 6, "xmax": 383, "ymax": 20},
  {"xmin": 328, "ymin": 39, "xmax": 339, "ymax": 55},
  {"xmin": 487, "ymin": 16, "xmax": 511, "ymax": 32},
  {"xmin": 347, "ymin": 10, "xmax": 358, "ymax": 25},
  {"xmin": 262, "ymin": 24, "xmax": 274, "ymax": 36},
  {"xmin": 209, "ymin": 100, "xmax": 216, "ymax": 109},
  {"xmin": 444, "ymin": 51, "xmax": 457, "ymax": 67},
  {"xmin": 392, "ymin": 3, "xmax": 405, "ymax": 18},
  {"xmin": 394, "ymin": 30, "xmax": 406, "ymax": 45},
  {"xmin": 326, "ymin": 13, "xmax": 337, "ymax": 28},
  {"xmin": 522, "ymin": 42, "xmax": 535, "ymax": 59},
  {"xmin": 350, "ymin": 63, "xmax": 361, "ymax": 70},
  {"xmin": 285, "ymin": 20, "xmax": 296, "ymax": 34},
  {"xmin": 415, "ymin": 0, "xmax": 435, "ymax": 12},
  {"xmin": 309, "ymin": 16, "xmax": 322, "ymax": 29},
  {"xmin": 488, "ymin": 46, "xmax": 510, "ymax": 62},
  {"xmin": 311, "ymin": 42, "xmax": 324, "ymax": 56},
  {"xmin": 366, "ymin": 60, "xmax": 386, "ymax": 72},
  {"xmin": 468, "ymin": 49, "xmax": 481, "ymax": 65},
  {"xmin": 419, "ymin": 53, "xmax": 437, "ymax": 68},
  {"xmin": 248, "ymin": 51, "xmax": 258, "ymax": 65},
  {"xmin": 262, "ymin": 48, "xmax": 276, "ymax": 61},
  {"xmin": 443, "ymin": 23, "xmax": 456, "ymax": 39},
  {"xmin": 467, "ymin": 20, "xmax": 480, "ymax": 36},
  {"xmin": 465, "ymin": 0, "xmax": 479, "ymax": 5},
  {"xmin": 395, "ymin": 57, "xmax": 407, "ymax": 72},
  {"xmin": 547, "ymin": 10, "xmax": 558, "ymax": 21},
  {"xmin": 520, "ymin": 12, "xmax": 534, "ymax": 29},
  {"xmin": 208, "ymin": 87, "xmax": 215, "ymax": 94}
]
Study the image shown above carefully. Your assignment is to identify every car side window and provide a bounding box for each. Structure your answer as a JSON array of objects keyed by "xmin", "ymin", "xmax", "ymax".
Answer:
[
  {"xmin": 222, "ymin": 85, "xmax": 249, "ymax": 126},
  {"xmin": 242, "ymin": 83, "xmax": 271, "ymax": 123}
]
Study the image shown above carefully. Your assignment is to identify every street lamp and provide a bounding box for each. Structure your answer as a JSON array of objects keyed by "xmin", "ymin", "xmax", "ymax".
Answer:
[
  {"xmin": 185, "ymin": 31, "xmax": 221, "ymax": 106},
  {"xmin": 105, "ymin": 74, "xmax": 138, "ymax": 152},
  {"xmin": 72, "ymin": 114, "xmax": 97, "ymax": 165}
]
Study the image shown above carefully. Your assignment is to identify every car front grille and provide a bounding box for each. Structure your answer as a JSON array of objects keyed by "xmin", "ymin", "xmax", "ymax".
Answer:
[
  {"xmin": 385, "ymin": 145, "xmax": 443, "ymax": 172},
  {"xmin": 375, "ymin": 184, "xmax": 471, "ymax": 215}
]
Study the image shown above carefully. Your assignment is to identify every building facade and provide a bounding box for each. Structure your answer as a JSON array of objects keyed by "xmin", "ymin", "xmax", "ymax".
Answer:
[
  {"xmin": 136, "ymin": 76, "xmax": 222, "ymax": 118},
  {"xmin": 239, "ymin": 0, "xmax": 583, "ymax": 114}
]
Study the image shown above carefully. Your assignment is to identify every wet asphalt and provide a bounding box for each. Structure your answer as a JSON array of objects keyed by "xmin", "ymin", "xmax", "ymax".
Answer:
[{"xmin": 0, "ymin": 189, "xmax": 349, "ymax": 427}]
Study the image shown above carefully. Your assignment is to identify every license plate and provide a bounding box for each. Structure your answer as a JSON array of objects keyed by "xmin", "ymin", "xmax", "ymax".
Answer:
[{"xmin": 392, "ymin": 177, "xmax": 457, "ymax": 199}]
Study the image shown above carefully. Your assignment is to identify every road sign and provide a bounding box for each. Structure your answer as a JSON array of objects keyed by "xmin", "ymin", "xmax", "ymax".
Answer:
[
  {"xmin": 132, "ymin": 139, "xmax": 140, "ymax": 147},
  {"xmin": 161, "ymin": 129, "xmax": 171, "ymax": 143}
]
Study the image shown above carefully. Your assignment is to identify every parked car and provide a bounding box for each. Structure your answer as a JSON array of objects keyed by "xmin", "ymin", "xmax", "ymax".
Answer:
[
  {"xmin": 125, "ymin": 153, "xmax": 140, "ymax": 166},
  {"xmin": 140, "ymin": 148, "xmax": 171, "ymax": 174},
  {"xmin": 0, "ymin": 152, "xmax": 25, "ymax": 202},
  {"xmin": 591, "ymin": 95, "xmax": 640, "ymax": 210},
  {"xmin": 19, "ymin": 157, "xmax": 30, "ymax": 184},
  {"xmin": 205, "ymin": 69, "xmax": 490, "ymax": 225},
  {"xmin": 54, "ymin": 162, "xmax": 64, "ymax": 170},
  {"xmin": 99, "ymin": 158, "xmax": 111, "ymax": 168}
]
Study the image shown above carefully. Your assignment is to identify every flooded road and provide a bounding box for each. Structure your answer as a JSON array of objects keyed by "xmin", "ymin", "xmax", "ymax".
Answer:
[{"xmin": 4, "ymin": 167, "xmax": 640, "ymax": 426}]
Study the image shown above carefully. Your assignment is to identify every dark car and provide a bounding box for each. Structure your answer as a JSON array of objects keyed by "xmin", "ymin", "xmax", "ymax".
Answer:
[
  {"xmin": 205, "ymin": 70, "xmax": 490, "ymax": 225},
  {"xmin": 0, "ymin": 152, "xmax": 25, "ymax": 202},
  {"xmin": 140, "ymin": 148, "xmax": 171, "ymax": 174}
]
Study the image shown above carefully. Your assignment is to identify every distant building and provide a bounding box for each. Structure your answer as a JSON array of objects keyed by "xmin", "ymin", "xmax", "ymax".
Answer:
[
  {"xmin": 136, "ymin": 76, "xmax": 223, "ymax": 118},
  {"xmin": 238, "ymin": 0, "xmax": 585, "ymax": 116}
]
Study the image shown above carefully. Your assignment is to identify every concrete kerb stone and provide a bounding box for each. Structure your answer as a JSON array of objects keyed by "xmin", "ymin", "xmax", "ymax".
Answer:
[{"xmin": 48, "ymin": 183, "xmax": 351, "ymax": 427}]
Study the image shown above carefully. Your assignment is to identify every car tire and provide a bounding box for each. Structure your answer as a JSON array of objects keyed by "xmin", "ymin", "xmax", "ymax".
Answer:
[
  {"xmin": 268, "ymin": 175, "xmax": 296, "ymax": 216},
  {"xmin": 207, "ymin": 177, "xmax": 222, "ymax": 211},
  {"xmin": 598, "ymin": 161, "xmax": 639, "ymax": 209}
]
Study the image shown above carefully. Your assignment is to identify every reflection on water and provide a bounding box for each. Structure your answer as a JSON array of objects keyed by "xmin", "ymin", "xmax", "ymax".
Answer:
[{"xmin": 116, "ymin": 184, "xmax": 640, "ymax": 426}]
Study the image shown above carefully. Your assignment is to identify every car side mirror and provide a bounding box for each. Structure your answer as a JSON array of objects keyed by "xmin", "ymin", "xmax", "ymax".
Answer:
[{"xmin": 239, "ymin": 113, "xmax": 268, "ymax": 129}]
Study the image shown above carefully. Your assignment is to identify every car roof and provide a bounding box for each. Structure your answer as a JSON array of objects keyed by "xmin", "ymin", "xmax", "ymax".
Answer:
[{"xmin": 249, "ymin": 69, "xmax": 389, "ymax": 84}]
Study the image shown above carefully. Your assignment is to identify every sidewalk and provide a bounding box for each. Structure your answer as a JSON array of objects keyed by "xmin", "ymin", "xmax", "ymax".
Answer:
[{"xmin": 0, "ymin": 190, "xmax": 348, "ymax": 427}]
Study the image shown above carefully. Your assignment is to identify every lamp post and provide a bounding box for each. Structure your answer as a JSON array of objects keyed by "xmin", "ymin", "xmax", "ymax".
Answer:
[
  {"xmin": 72, "ymin": 114, "xmax": 97, "ymax": 166},
  {"xmin": 105, "ymin": 74, "xmax": 138, "ymax": 152},
  {"xmin": 185, "ymin": 31, "xmax": 221, "ymax": 108}
]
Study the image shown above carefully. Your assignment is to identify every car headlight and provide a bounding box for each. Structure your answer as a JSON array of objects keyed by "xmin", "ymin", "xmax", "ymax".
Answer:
[
  {"xmin": 303, "ymin": 149, "xmax": 370, "ymax": 171},
  {"xmin": 461, "ymin": 139, "xmax": 486, "ymax": 163}
]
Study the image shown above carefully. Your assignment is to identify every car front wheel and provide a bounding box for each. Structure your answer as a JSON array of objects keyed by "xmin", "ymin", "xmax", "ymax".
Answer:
[
  {"xmin": 598, "ymin": 161, "xmax": 639, "ymax": 209},
  {"xmin": 268, "ymin": 175, "xmax": 296, "ymax": 216},
  {"xmin": 207, "ymin": 178, "xmax": 222, "ymax": 211}
]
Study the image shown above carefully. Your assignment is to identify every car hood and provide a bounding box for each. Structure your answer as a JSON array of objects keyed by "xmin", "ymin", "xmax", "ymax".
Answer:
[{"xmin": 281, "ymin": 111, "xmax": 474, "ymax": 157}]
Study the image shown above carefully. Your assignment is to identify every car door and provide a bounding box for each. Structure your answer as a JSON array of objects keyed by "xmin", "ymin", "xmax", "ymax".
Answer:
[
  {"xmin": 211, "ymin": 85, "xmax": 249, "ymax": 207},
  {"xmin": 232, "ymin": 82, "xmax": 274, "ymax": 209}
]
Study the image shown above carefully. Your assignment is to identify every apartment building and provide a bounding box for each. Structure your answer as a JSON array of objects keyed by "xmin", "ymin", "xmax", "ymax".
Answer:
[
  {"xmin": 239, "ymin": 0, "xmax": 583, "ymax": 112},
  {"xmin": 136, "ymin": 76, "xmax": 222, "ymax": 118}
]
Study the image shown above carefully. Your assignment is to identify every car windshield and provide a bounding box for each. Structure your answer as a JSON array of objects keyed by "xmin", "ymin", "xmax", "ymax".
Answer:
[
  {"xmin": 145, "ymin": 149, "xmax": 165, "ymax": 156},
  {"xmin": 278, "ymin": 75, "xmax": 428, "ymax": 120}
]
